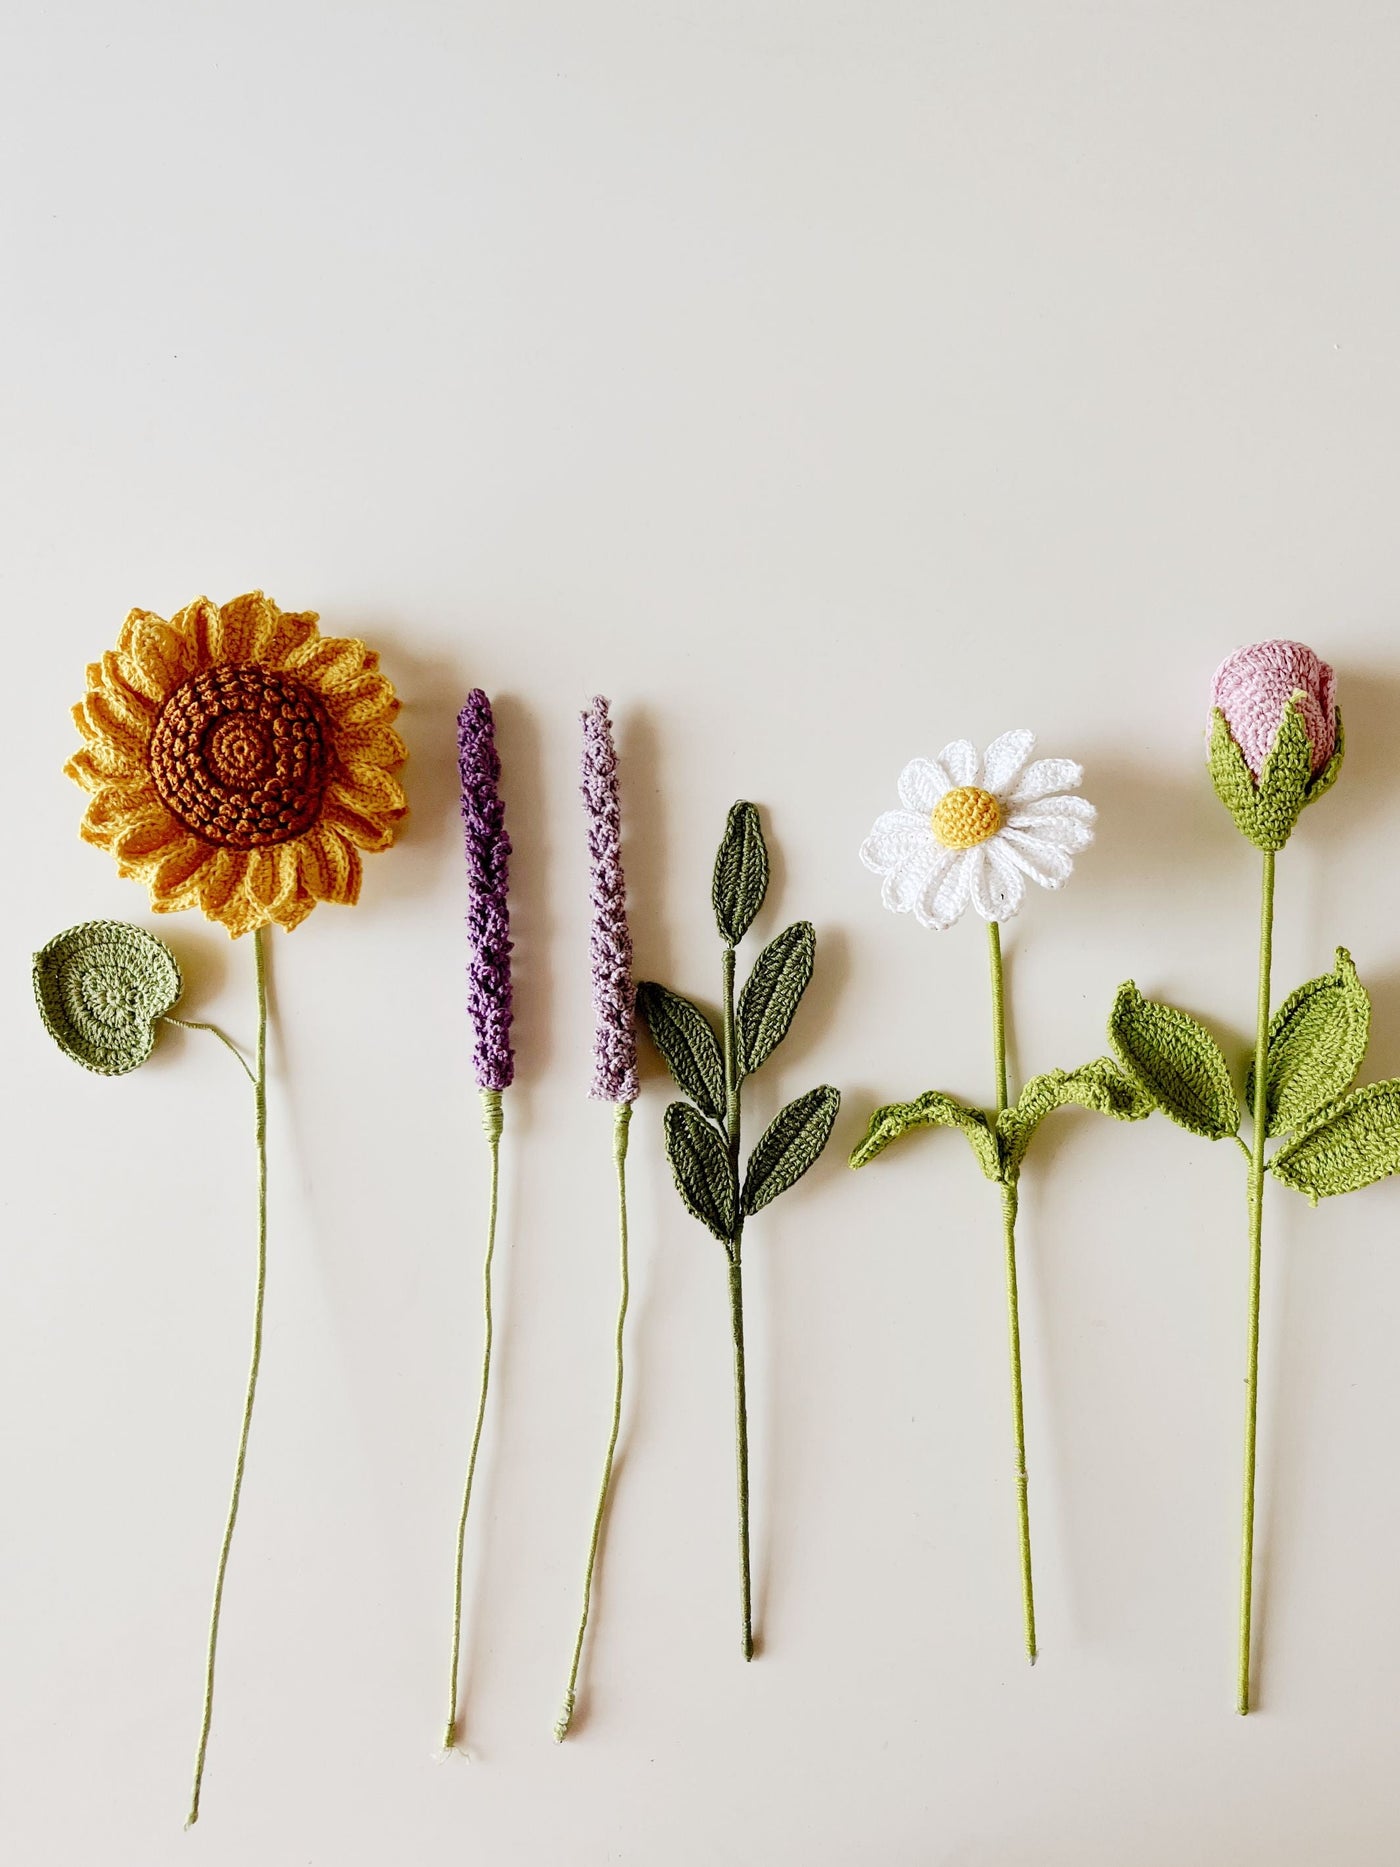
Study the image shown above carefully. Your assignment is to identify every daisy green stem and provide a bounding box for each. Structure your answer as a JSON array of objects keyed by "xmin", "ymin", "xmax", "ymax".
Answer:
[
  {"xmin": 555, "ymin": 1102, "xmax": 633, "ymax": 1741},
  {"xmin": 721, "ymin": 943, "xmax": 754, "ymax": 1662},
  {"xmin": 987, "ymin": 921, "xmax": 1037, "ymax": 1664},
  {"xmin": 443, "ymin": 1087, "xmax": 504, "ymax": 1752},
  {"xmin": 1238, "ymin": 846, "xmax": 1275, "ymax": 1714},
  {"xmin": 186, "ymin": 923, "xmax": 269, "ymax": 1828}
]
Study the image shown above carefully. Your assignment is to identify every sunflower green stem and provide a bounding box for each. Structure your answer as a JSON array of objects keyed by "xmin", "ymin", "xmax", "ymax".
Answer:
[
  {"xmin": 1238, "ymin": 847, "xmax": 1275, "ymax": 1714},
  {"xmin": 186, "ymin": 923, "xmax": 269, "ymax": 1828},
  {"xmin": 988, "ymin": 921, "xmax": 1037, "ymax": 1664}
]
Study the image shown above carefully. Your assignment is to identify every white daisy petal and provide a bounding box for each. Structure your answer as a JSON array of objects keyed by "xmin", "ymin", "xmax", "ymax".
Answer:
[
  {"xmin": 860, "ymin": 809, "xmax": 935, "ymax": 874},
  {"xmin": 1008, "ymin": 757, "xmax": 1083, "ymax": 805},
  {"xmin": 936, "ymin": 739, "xmax": 980, "ymax": 787},
  {"xmin": 915, "ymin": 847, "xmax": 974, "ymax": 929},
  {"xmin": 897, "ymin": 758, "xmax": 953, "ymax": 813},
  {"xmin": 981, "ymin": 729, "xmax": 1036, "ymax": 795},
  {"xmin": 972, "ymin": 841, "xmax": 1025, "ymax": 921},
  {"xmin": 1005, "ymin": 809, "xmax": 1096, "ymax": 853},
  {"xmin": 1013, "ymin": 792, "xmax": 1096, "ymax": 822},
  {"xmin": 883, "ymin": 843, "xmax": 957, "ymax": 913},
  {"xmin": 997, "ymin": 828, "xmax": 1075, "ymax": 889}
]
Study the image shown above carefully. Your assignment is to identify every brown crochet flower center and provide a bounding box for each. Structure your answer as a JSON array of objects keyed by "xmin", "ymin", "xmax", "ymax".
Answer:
[{"xmin": 149, "ymin": 663, "xmax": 334, "ymax": 849}]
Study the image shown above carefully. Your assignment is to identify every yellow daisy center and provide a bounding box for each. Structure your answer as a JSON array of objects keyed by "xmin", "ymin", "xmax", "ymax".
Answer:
[{"xmin": 931, "ymin": 785, "xmax": 1002, "ymax": 850}]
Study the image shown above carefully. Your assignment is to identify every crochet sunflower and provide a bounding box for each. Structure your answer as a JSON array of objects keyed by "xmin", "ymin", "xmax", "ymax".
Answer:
[{"xmin": 66, "ymin": 591, "xmax": 406, "ymax": 936}]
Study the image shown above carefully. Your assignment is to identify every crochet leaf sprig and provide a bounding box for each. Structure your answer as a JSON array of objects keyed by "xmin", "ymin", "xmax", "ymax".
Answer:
[
  {"xmin": 1109, "ymin": 642, "xmax": 1400, "ymax": 1713},
  {"xmin": 853, "ymin": 732, "xmax": 1142, "ymax": 1662},
  {"xmin": 639, "ymin": 802, "xmax": 839, "ymax": 1660}
]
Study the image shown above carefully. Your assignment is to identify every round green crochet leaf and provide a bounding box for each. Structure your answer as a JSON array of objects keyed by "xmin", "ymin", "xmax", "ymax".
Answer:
[{"xmin": 33, "ymin": 921, "xmax": 182, "ymax": 1076}]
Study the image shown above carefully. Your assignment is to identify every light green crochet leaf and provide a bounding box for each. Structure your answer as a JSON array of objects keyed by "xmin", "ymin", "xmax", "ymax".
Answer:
[
  {"xmin": 996, "ymin": 1059, "xmax": 1155, "ymax": 1183},
  {"xmin": 849, "ymin": 1089, "xmax": 1001, "ymax": 1183},
  {"xmin": 638, "ymin": 981, "xmax": 726, "ymax": 1122},
  {"xmin": 742, "ymin": 1084, "xmax": 840, "ymax": 1215},
  {"xmin": 1208, "ymin": 699, "xmax": 1326, "ymax": 853},
  {"xmin": 1245, "ymin": 946, "xmax": 1370, "ymax": 1138},
  {"xmin": 1108, "ymin": 981, "xmax": 1240, "ymax": 1140},
  {"xmin": 663, "ymin": 1101, "xmax": 738, "ymax": 1243},
  {"xmin": 1268, "ymin": 1080, "xmax": 1400, "ymax": 1203},
  {"xmin": 34, "ymin": 920, "xmax": 182, "ymax": 1076},
  {"xmin": 712, "ymin": 801, "xmax": 769, "ymax": 946},
  {"xmin": 736, "ymin": 920, "xmax": 815, "ymax": 1077}
]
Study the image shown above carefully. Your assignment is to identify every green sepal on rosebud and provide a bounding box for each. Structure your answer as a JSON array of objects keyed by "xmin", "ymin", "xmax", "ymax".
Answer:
[{"xmin": 1209, "ymin": 697, "xmax": 1345, "ymax": 851}]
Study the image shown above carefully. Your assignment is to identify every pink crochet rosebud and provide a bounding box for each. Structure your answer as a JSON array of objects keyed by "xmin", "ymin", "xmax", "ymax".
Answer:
[{"xmin": 1211, "ymin": 640, "xmax": 1338, "ymax": 778}]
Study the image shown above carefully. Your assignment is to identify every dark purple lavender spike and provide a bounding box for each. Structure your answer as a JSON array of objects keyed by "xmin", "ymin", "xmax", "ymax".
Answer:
[
  {"xmin": 457, "ymin": 690, "xmax": 514, "ymax": 1092},
  {"xmin": 580, "ymin": 696, "xmax": 639, "ymax": 1104}
]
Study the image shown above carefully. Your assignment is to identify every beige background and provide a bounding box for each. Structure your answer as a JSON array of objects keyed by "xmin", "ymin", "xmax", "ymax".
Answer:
[{"xmin": 4, "ymin": 3, "xmax": 1400, "ymax": 1861}]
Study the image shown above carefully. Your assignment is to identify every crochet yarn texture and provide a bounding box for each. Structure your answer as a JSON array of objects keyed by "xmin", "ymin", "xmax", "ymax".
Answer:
[
  {"xmin": 34, "ymin": 920, "xmax": 181, "ymax": 1075},
  {"xmin": 457, "ymin": 690, "xmax": 514, "ymax": 1092},
  {"xmin": 66, "ymin": 592, "xmax": 407, "ymax": 936},
  {"xmin": 580, "ymin": 696, "xmax": 639, "ymax": 1105}
]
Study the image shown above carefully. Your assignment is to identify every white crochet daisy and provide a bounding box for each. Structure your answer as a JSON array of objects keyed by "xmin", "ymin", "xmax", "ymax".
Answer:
[{"xmin": 860, "ymin": 731, "xmax": 1095, "ymax": 929}]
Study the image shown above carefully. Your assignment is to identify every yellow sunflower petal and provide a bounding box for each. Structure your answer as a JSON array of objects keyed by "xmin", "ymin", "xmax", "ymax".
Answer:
[
  {"xmin": 270, "ymin": 888, "xmax": 317, "ymax": 933},
  {"xmin": 282, "ymin": 633, "xmax": 373, "ymax": 692},
  {"xmin": 170, "ymin": 596, "xmax": 224, "ymax": 669},
  {"xmin": 117, "ymin": 612, "xmax": 194, "ymax": 698},
  {"xmin": 100, "ymin": 650, "xmax": 159, "ymax": 722},
  {"xmin": 322, "ymin": 670, "xmax": 401, "ymax": 728},
  {"xmin": 113, "ymin": 805, "xmax": 185, "ymax": 863},
  {"xmin": 84, "ymin": 687, "xmax": 154, "ymax": 761},
  {"xmin": 260, "ymin": 607, "xmax": 320, "ymax": 667},
  {"xmin": 333, "ymin": 763, "xmax": 408, "ymax": 817},
  {"xmin": 297, "ymin": 825, "xmax": 362, "ymax": 905},
  {"xmin": 198, "ymin": 849, "xmax": 244, "ymax": 920},
  {"xmin": 322, "ymin": 796, "xmax": 397, "ymax": 853},
  {"xmin": 215, "ymin": 590, "xmax": 285, "ymax": 663},
  {"xmin": 150, "ymin": 837, "xmax": 214, "ymax": 901},
  {"xmin": 243, "ymin": 844, "xmax": 300, "ymax": 912},
  {"xmin": 66, "ymin": 747, "xmax": 147, "ymax": 793},
  {"xmin": 333, "ymin": 723, "xmax": 408, "ymax": 769},
  {"xmin": 199, "ymin": 883, "xmax": 268, "ymax": 940}
]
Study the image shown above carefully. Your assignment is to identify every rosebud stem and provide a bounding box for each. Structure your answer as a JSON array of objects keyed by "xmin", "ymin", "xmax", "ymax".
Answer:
[
  {"xmin": 988, "ymin": 922, "xmax": 1037, "ymax": 1664},
  {"xmin": 1238, "ymin": 847, "xmax": 1276, "ymax": 1714}
]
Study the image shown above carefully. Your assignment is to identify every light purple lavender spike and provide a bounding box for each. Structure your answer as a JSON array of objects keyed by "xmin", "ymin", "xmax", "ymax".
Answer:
[
  {"xmin": 581, "ymin": 696, "xmax": 639, "ymax": 1104},
  {"xmin": 457, "ymin": 690, "xmax": 514, "ymax": 1092}
]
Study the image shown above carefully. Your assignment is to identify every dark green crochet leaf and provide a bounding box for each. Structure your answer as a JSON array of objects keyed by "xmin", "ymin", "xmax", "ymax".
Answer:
[
  {"xmin": 637, "ymin": 982, "xmax": 726, "ymax": 1122},
  {"xmin": 996, "ymin": 1059, "xmax": 1155, "ymax": 1183},
  {"xmin": 1245, "ymin": 946, "xmax": 1370, "ymax": 1138},
  {"xmin": 34, "ymin": 920, "xmax": 182, "ymax": 1076},
  {"xmin": 742, "ymin": 1084, "xmax": 840, "ymax": 1216},
  {"xmin": 1268, "ymin": 1080, "xmax": 1400, "ymax": 1204},
  {"xmin": 1108, "ymin": 982, "xmax": 1240, "ymax": 1140},
  {"xmin": 663, "ymin": 1102, "xmax": 738, "ymax": 1243},
  {"xmin": 712, "ymin": 801, "xmax": 769, "ymax": 946},
  {"xmin": 849, "ymin": 1089, "xmax": 1001, "ymax": 1182},
  {"xmin": 736, "ymin": 921, "xmax": 815, "ymax": 1077}
]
